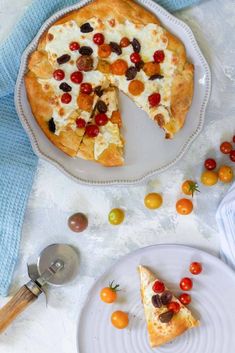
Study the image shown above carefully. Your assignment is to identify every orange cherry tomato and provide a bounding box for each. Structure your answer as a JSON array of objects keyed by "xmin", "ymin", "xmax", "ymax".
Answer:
[
  {"xmin": 144, "ymin": 193, "xmax": 163, "ymax": 209},
  {"xmin": 201, "ymin": 170, "xmax": 218, "ymax": 186},
  {"xmin": 143, "ymin": 62, "xmax": 160, "ymax": 76},
  {"xmin": 190, "ymin": 262, "xmax": 202, "ymax": 275},
  {"xmin": 77, "ymin": 93, "xmax": 94, "ymax": 112},
  {"xmin": 97, "ymin": 60, "xmax": 111, "ymax": 74},
  {"xmin": 120, "ymin": 37, "xmax": 130, "ymax": 48},
  {"xmin": 179, "ymin": 293, "xmax": 191, "ymax": 305},
  {"xmin": 218, "ymin": 165, "xmax": 234, "ymax": 183},
  {"xmin": 111, "ymin": 311, "xmax": 129, "ymax": 329},
  {"xmin": 128, "ymin": 80, "xmax": 145, "ymax": 96},
  {"xmin": 111, "ymin": 59, "xmax": 128, "ymax": 75},
  {"xmin": 98, "ymin": 44, "xmax": 112, "ymax": 58},
  {"xmin": 176, "ymin": 198, "xmax": 193, "ymax": 215},
  {"xmin": 181, "ymin": 180, "xmax": 199, "ymax": 197},
  {"xmin": 100, "ymin": 287, "xmax": 117, "ymax": 303}
]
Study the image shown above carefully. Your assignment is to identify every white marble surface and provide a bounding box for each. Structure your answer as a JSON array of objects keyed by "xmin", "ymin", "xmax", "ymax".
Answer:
[{"xmin": 0, "ymin": 0, "xmax": 235, "ymax": 352}]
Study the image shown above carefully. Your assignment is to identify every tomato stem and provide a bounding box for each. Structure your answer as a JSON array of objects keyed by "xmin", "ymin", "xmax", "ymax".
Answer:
[{"xmin": 109, "ymin": 280, "xmax": 121, "ymax": 292}]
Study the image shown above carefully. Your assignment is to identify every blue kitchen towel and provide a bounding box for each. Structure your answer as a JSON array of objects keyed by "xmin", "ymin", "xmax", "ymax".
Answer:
[{"xmin": 0, "ymin": 0, "xmax": 199, "ymax": 297}]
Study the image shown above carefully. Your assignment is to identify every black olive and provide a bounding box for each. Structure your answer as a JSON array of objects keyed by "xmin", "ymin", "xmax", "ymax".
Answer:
[
  {"xmin": 94, "ymin": 86, "xmax": 104, "ymax": 97},
  {"xmin": 48, "ymin": 118, "xmax": 56, "ymax": 133},
  {"xmin": 109, "ymin": 42, "xmax": 122, "ymax": 55},
  {"xmin": 151, "ymin": 295, "xmax": 162, "ymax": 308},
  {"xmin": 159, "ymin": 310, "xmax": 174, "ymax": 323},
  {"xmin": 79, "ymin": 46, "xmax": 93, "ymax": 56},
  {"xmin": 80, "ymin": 23, "xmax": 93, "ymax": 33},
  {"xmin": 161, "ymin": 291, "xmax": 173, "ymax": 305},
  {"xmin": 135, "ymin": 60, "xmax": 144, "ymax": 72},
  {"xmin": 59, "ymin": 82, "xmax": 72, "ymax": 92},
  {"xmin": 132, "ymin": 38, "xmax": 141, "ymax": 53},
  {"xmin": 149, "ymin": 74, "xmax": 164, "ymax": 80},
  {"xmin": 57, "ymin": 54, "xmax": 71, "ymax": 65},
  {"xmin": 96, "ymin": 100, "xmax": 107, "ymax": 113},
  {"xmin": 125, "ymin": 66, "xmax": 137, "ymax": 81}
]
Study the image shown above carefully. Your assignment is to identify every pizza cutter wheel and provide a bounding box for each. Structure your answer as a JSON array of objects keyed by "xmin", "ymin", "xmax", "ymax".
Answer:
[{"xmin": 0, "ymin": 243, "xmax": 79, "ymax": 333}]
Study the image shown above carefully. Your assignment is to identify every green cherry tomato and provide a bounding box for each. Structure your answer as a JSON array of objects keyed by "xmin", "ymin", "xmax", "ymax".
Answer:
[{"xmin": 108, "ymin": 208, "xmax": 125, "ymax": 225}]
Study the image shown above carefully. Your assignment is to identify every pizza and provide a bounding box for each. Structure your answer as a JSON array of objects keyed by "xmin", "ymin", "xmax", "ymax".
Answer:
[
  {"xmin": 25, "ymin": 0, "xmax": 194, "ymax": 167},
  {"xmin": 138, "ymin": 265, "xmax": 199, "ymax": 348}
]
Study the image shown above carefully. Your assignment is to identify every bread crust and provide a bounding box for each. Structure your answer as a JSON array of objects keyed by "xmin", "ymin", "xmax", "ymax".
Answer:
[{"xmin": 25, "ymin": 0, "xmax": 194, "ymax": 162}]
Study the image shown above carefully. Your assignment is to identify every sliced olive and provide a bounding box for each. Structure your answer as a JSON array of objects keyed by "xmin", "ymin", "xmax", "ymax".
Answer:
[
  {"xmin": 57, "ymin": 54, "xmax": 71, "ymax": 65},
  {"xmin": 48, "ymin": 118, "xmax": 56, "ymax": 133},
  {"xmin": 161, "ymin": 291, "xmax": 173, "ymax": 305},
  {"xmin": 151, "ymin": 294, "xmax": 162, "ymax": 308}
]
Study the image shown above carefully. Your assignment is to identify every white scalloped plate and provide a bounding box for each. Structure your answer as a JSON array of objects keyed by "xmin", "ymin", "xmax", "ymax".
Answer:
[
  {"xmin": 76, "ymin": 244, "xmax": 235, "ymax": 353},
  {"xmin": 15, "ymin": 0, "xmax": 211, "ymax": 185}
]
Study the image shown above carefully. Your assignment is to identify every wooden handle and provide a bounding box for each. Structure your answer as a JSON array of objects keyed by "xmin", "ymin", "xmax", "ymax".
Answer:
[{"xmin": 0, "ymin": 285, "xmax": 38, "ymax": 333}]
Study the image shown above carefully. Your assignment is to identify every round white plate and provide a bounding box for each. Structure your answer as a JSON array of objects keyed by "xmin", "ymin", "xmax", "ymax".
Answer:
[
  {"xmin": 77, "ymin": 244, "xmax": 235, "ymax": 353},
  {"xmin": 15, "ymin": 0, "xmax": 211, "ymax": 185}
]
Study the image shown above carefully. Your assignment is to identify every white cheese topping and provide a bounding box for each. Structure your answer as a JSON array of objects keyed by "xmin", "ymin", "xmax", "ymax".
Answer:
[{"xmin": 94, "ymin": 121, "xmax": 123, "ymax": 160}]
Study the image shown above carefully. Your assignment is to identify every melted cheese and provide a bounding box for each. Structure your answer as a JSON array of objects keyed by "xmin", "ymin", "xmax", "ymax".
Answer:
[{"xmin": 94, "ymin": 121, "xmax": 123, "ymax": 159}]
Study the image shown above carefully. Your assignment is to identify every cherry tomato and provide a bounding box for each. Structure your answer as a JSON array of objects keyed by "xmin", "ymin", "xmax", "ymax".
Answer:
[
  {"xmin": 68, "ymin": 213, "xmax": 88, "ymax": 232},
  {"xmin": 167, "ymin": 301, "xmax": 181, "ymax": 313},
  {"xmin": 53, "ymin": 69, "xmax": 65, "ymax": 81},
  {"xmin": 190, "ymin": 262, "xmax": 202, "ymax": 275},
  {"xmin": 179, "ymin": 293, "xmax": 191, "ymax": 305},
  {"xmin": 218, "ymin": 165, "xmax": 234, "ymax": 183},
  {"xmin": 111, "ymin": 311, "xmax": 129, "ymax": 329},
  {"xmin": 176, "ymin": 198, "xmax": 193, "ymax": 215},
  {"xmin": 69, "ymin": 41, "xmax": 80, "ymax": 51},
  {"xmin": 130, "ymin": 52, "xmax": 141, "ymax": 64},
  {"xmin": 93, "ymin": 33, "xmax": 105, "ymax": 45},
  {"xmin": 85, "ymin": 124, "xmax": 99, "ymax": 138},
  {"xmin": 180, "ymin": 277, "xmax": 193, "ymax": 291},
  {"xmin": 233, "ymin": 135, "xmax": 235, "ymax": 143},
  {"xmin": 220, "ymin": 141, "xmax": 232, "ymax": 154},
  {"xmin": 230, "ymin": 150, "xmax": 235, "ymax": 162},
  {"xmin": 70, "ymin": 71, "xmax": 83, "ymax": 84},
  {"xmin": 95, "ymin": 113, "xmax": 108, "ymax": 126},
  {"xmin": 100, "ymin": 281, "xmax": 119, "ymax": 304},
  {"xmin": 108, "ymin": 208, "xmax": 125, "ymax": 225},
  {"xmin": 152, "ymin": 281, "xmax": 165, "ymax": 293},
  {"xmin": 201, "ymin": 170, "xmax": 218, "ymax": 186},
  {"xmin": 144, "ymin": 193, "xmax": 163, "ymax": 209},
  {"xmin": 80, "ymin": 83, "xmax": 93, "ymax": 94},
  {"xmin": 153, "ymin": 50, "xmax": 165, "ymax": 63},
  {"xmin": 111, "ymin": 59, "xmax": 128, "ymax": 75},
  {"xmin": 61, "ymin": 93, "xmax": 72, "ymax": 104},
  {"xmin": 181, "ymin": 180, "xmax": 199, "ymax": 197},
  {"xmin": 148, "ymin": 93, "xmax": 161, "ymax": 107},
  {"xmin": 98, "ymin": 44, "xmax": 112, "ymax": 58},
  {"xmin": 120, "ymin": 37, "xmax": 130, "ymax": 48},
  {"xmin": 204, "ymin": 158, "xmax": 217, "ymax": 171},
  {"xmin": 76, "ymin": 118, "xmax": 86, "ymax": 129}
]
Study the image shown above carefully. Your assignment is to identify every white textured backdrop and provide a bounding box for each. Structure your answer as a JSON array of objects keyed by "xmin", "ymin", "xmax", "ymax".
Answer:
[{"xmin": 0, "ymin": 0, "xmax": 235, "ymax": 352}]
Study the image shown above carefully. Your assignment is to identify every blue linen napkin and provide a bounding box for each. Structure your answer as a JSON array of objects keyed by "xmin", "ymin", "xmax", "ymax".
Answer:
[{"xmin": 0, "ymin": 0, "xmax": 199, "ymax": 297}]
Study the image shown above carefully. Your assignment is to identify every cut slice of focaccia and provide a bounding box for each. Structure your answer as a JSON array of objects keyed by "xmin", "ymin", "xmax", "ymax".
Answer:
[
  {"xmin": 77, "ymin": 86, "xmax": 124, "ymax": 166},
  {"xmin": 138, "ymin": 265, "xmax": 199, "ymax": 348}
]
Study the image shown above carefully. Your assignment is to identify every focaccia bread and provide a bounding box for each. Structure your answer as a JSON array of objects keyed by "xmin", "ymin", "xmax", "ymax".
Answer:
[
  {"xmin": 138, "ymin": 265, "xmax": 199, "ymax": 348},
  {"xmin": 25, "ymin": 0, "xmax": 194, "ymax": 166}
]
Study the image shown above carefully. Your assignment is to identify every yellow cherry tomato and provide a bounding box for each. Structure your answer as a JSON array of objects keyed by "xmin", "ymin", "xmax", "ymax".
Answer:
[
  {"xmin": 100, "ymin": 281, "xmax": 120, "ymax": 304},
  {"xmin": 144, "ymin": 193, "xmax": 163, "ymax": 209},
  {"xmin": 108, "ymin": 208, "xmax": 125, "ymax": 225},
  {"xmin": 181, "ymin": 180, "xmax": 199, "ymax": 197},
  {"xmin": 111, "ymin": 311, "xmax": 129, "ymax": 329},
  {"xmin": 218, "ymin": 165, "xmax": 234, "ymax": 183},
  {"xmin": 201, "ymin": 170, "xmax": 218, "ymax": 186},
  {"xmin": 176, "ymin": 198, "xmax": 193, "ymax": 215}
]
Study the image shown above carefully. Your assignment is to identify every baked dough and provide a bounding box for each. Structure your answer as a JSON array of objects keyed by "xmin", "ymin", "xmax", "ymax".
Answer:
[
  {"xmin": 138, "ymin": 265, "xmax": 199, "ymax": 348},
  {"xmin": 25, "ymin": 0, "xmax": 194, "ymax": 166}
]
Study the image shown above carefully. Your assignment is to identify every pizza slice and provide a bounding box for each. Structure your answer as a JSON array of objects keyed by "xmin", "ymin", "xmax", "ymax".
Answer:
[
  {"xmin": 138, "ymin": 265, "xmax": 199, "ymax": 348},
  {"xmin": 77, "ymin": 86, "xmax": 124, "ymax": 166}
]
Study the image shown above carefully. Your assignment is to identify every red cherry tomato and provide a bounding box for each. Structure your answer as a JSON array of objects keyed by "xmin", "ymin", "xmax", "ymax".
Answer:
[
  {"xmin": 130, "ymin": 52, "xmax": 142, "ymax": 64},
  {"xmin": 69, "ymin": 41, "xmax": 80, "ymax": 51},
  {"xmin": 220, "ymin": 141, "xmax": 232, "ymax": 154},
  {"xmin": 153, "ymin": 50, "xmax": 165, "ymax": 63},
  {"xmin": 86, "ymin": 124, "xmax": 99, "ymax": 137},
  {"xmin": 233, "ymin": 135, "xmax": 235, "ymax": 143},
  {"xmin": 230, "ymin": 150, "xmax": 235, "ymax": 162},
  {"xmin": 95, "ymin": 113, "xmax": 108, "ymax": 126},
  {"xmin": 179, "ymin": 293, "xmax": 191, "ymax": 305},
  {"xmin": 167, "ymin": 301, "xmax": 181, "ymax": 313},
  {"xmin": 152, "ymin": 281, "xmax": 165, "ymax": 293},
  {"xmin": 204, "ymin": 158, "xmax": 217, "ymax": 170},
  {"xmin": 190, "ymin": 262, "xmax": 202, "ymax": 275},
  {"xmin": 53, "ymin": 69, "xmax": 65, "ymax": 81},
  {"xmin": 148, "ymin": 93, "xmax": 161, "ymax": 107},
  {"xmin": 80, "ymin": 83, "xmax": 93, "ymax": 94},
  {"xmin": 70, "ymin": 71, "xmax": 83, "ymax": 84},
  {"xmin": 76, "ymin": 118, "xmax": 86, "ymax": 129},
  {"xmin": 61, "ymin": 93, "xmax": 72, "ymax": 104},
  {"xmin": 93, "ymin": 33, "xmax": 105, "ymax": 45},
  {"xmin": 180, "ymin": 277, "xmax": 193, "ymax": 291}
]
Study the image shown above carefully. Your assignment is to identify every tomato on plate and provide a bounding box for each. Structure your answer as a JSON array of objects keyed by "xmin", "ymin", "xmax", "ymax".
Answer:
[
  {"xmin": 111, "ymin": 311, "xmax": 129, "ymax": 329},
  {"xmin": 190, "ymin": 262, "xmax": 202, "ymax": 275},
  {"xmin": 201, "ymin": 170, "xmax": 218, "ymax": 186},
  {"xmin": 176, "ymin": 199, "xmax": 193, "ymax": 215},
  {"xmin": 180, "ymin": 277, "xmax": 193, "ymax": 291},
  {"xmin": 181, "ymin": 180, "xmax": 199, "ymax": 197},
  {"xmin": 218, "ymin": 165, "xmax": 234, "ymax": 183},
  {"xmin": 179, "ymin": 293, "xmax": 191, "ymax": 305},
  {"xmin": 100, "ymin": 281, "xmax": 120, "ymax": 304}
]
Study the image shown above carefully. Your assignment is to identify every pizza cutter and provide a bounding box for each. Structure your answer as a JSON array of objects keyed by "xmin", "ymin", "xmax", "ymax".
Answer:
[{"xmin": 0, "ymin": 243, "xmax": 79, "ymax": 333}]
